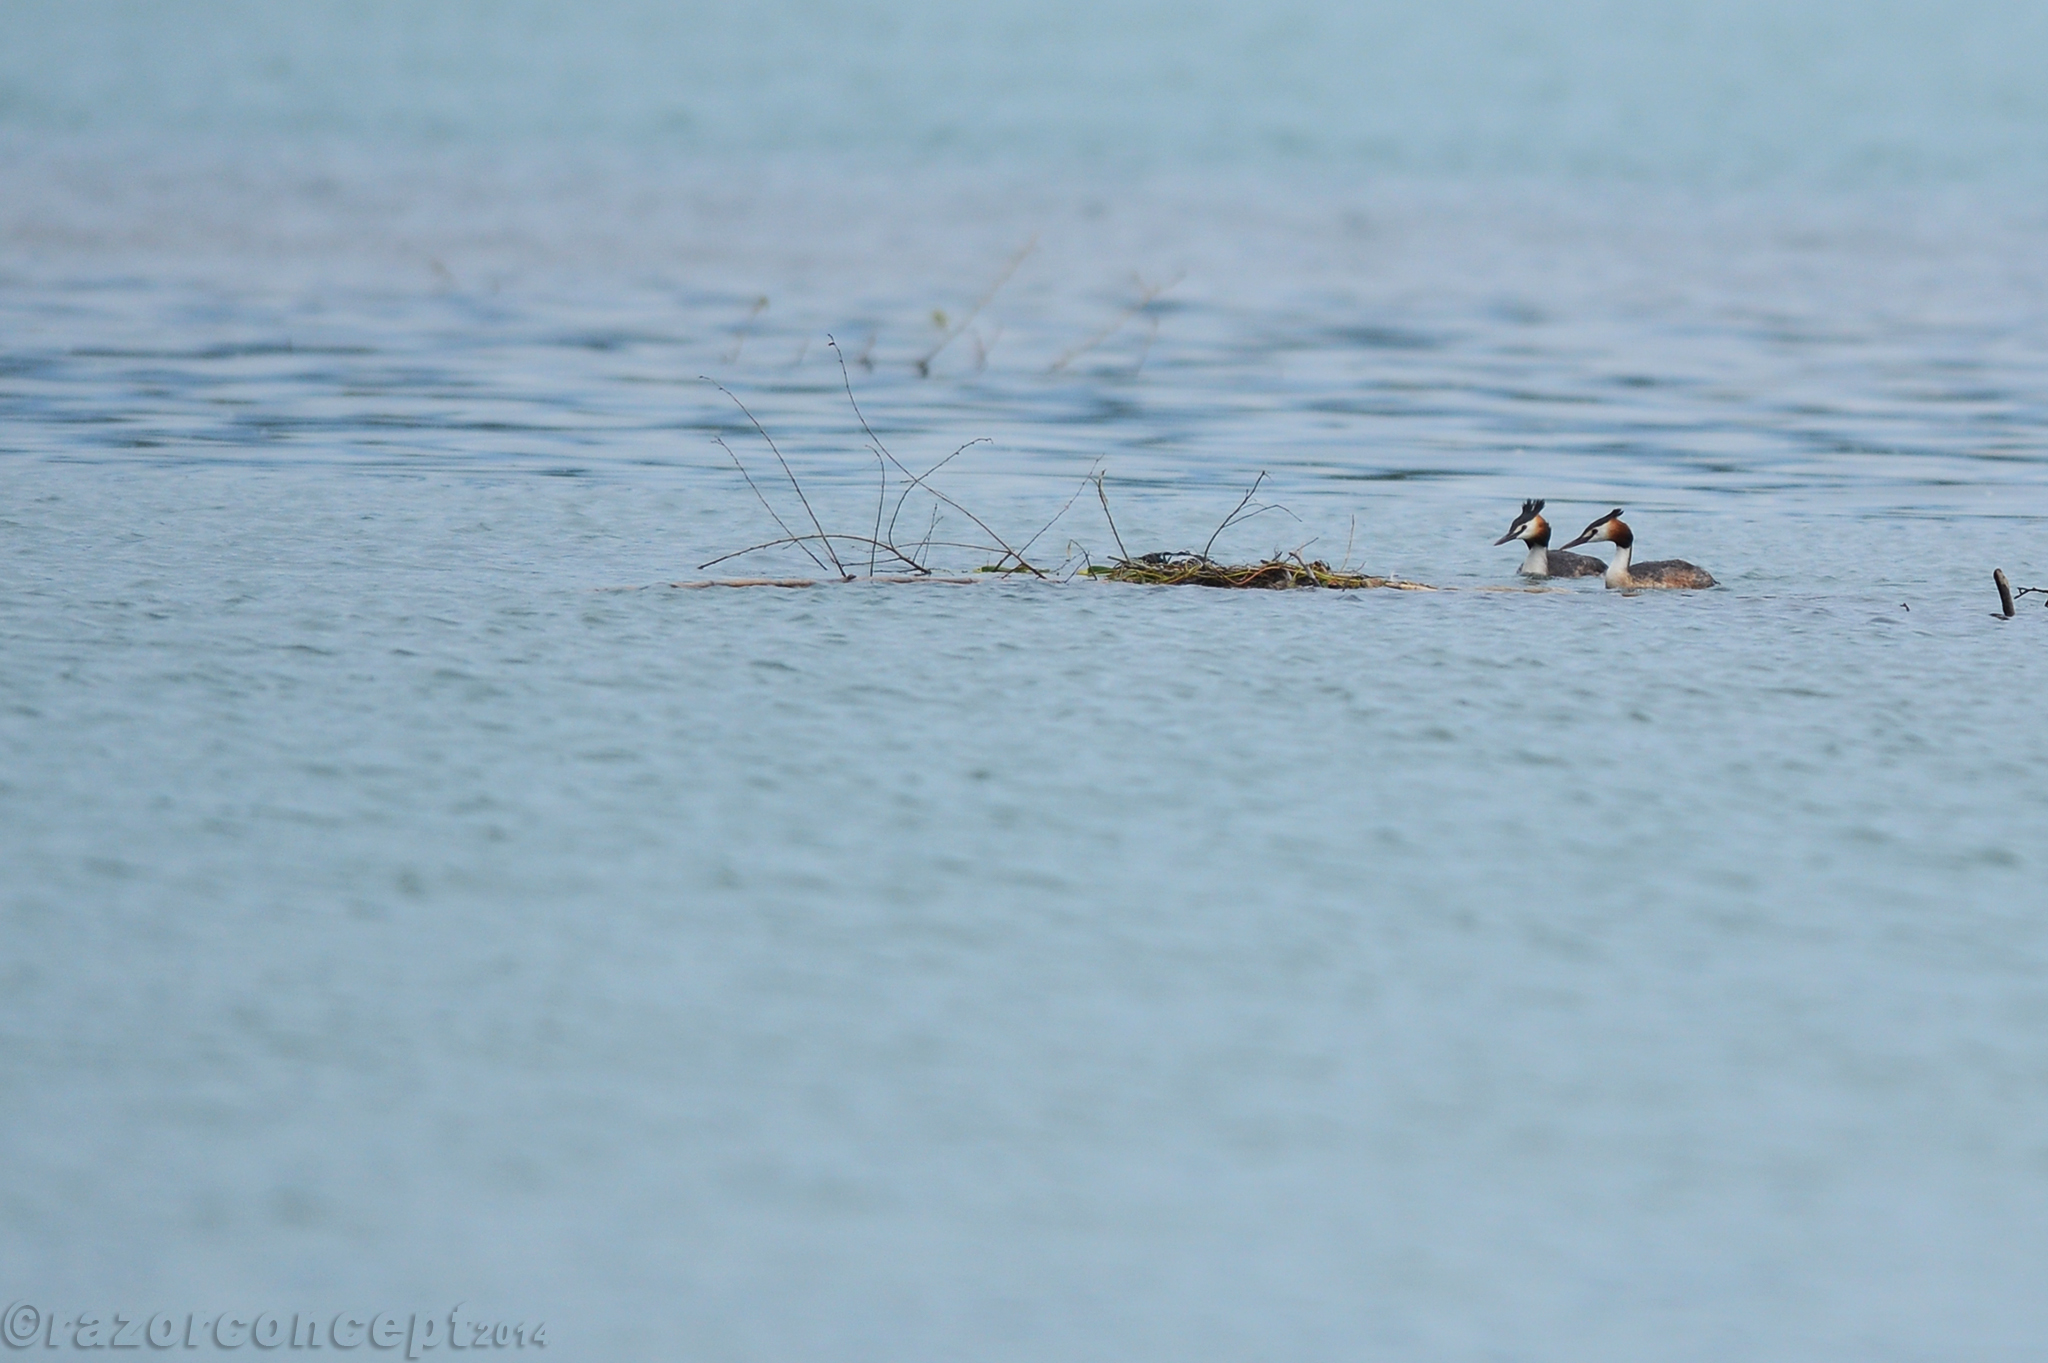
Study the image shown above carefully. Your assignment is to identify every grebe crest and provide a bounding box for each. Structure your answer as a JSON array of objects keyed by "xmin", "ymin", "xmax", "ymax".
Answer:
[
  {"xmin": 1560, "ymin": 509, "xmax": 1716, "ymax": 590},
  {"xmin": 1494, "ymin": 498, "xmax": 1605, "ymax": 579}
]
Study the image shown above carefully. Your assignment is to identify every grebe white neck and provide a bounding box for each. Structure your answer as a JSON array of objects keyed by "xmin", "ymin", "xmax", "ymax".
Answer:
[
  {"xmin": 1520, "ymin": 543, "xmax": 1549, "ymax": 576},
  {"xmin": 1603, "ymin": 541, "xmax": 1633, "ymax": 589}
]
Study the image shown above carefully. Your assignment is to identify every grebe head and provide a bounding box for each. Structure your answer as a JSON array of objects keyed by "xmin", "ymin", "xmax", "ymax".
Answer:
[
  {"xmin": 1561, "ymin": 509, "xmax": 1629, "ymax": 550},
  {"xmin": 1494, "ymin": 499, "xmax": 1548, "ymax": 546}
]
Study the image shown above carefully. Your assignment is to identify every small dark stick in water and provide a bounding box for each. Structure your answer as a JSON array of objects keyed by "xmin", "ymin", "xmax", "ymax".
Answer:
[{"xmin": 1995, "ymin": 568, "xmax": 2016, "ymax": 618}]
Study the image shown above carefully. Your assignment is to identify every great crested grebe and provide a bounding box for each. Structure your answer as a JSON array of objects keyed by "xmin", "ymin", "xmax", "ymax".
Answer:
[
  {"xmin": 1559, "ymin": 509, "xmax": 1716, "ymax": 590},
  {"xmin": 1494, "ymin": 499, "xmax": 1606, "ymax": 578}
]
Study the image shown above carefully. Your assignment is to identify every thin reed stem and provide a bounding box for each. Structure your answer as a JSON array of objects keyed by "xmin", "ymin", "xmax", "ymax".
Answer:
[
  {"xmin": 828, "ymin": 338, "xmax": 1043, "ymax": 576},
  {"xmin": 887, "ymin": 439, "xmax": 989, "ymax": 548},
  {"xmin": 1047, "ymin": 271, "xmax": 1183, "ymax": 374},
  {"xmin": 704, "ymin": 377, "xmax": 849, "ymax": 580},
  {"xmin": 713, "ymin": 436, "xmax": 828, "ymax": 574},
  {"xmin": 915, "ymin": 236, "xmax": 1036, "ymax": 377},
  {"xmin": 1017, "ymin": 462, "xmax": 1105, "ymax": 559},
  {"xmin": 723, "ymin": 295, "xmax": 767, "ymax": 364},
  {"xmin": 1096, "ymin": 475, "xmax": 1130, "ymax": 562},
  {"xmin": 869, "ymin": 451, "xmax": 886, "ymax": 577},
  {"xmin": 1202, "ymin": 472, "xmax": 1268, "ymax": 562}
]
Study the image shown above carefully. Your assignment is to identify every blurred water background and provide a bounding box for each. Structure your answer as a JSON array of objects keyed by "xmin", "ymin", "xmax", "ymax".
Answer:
[{"xmin": 5, "ymin": 3, "xmax": 2048, "ymax": 1359}]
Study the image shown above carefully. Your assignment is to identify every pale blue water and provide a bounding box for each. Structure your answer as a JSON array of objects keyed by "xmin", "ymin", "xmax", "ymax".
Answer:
[{"xmin": 5, "ymin": 4, "xmax": 2048, "ymax": 1360}]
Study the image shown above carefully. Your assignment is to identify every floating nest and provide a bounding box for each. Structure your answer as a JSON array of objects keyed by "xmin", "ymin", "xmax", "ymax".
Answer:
[{"xmin": 1083, "ymin": 551, "xmax": 1434, "ymax": 591}]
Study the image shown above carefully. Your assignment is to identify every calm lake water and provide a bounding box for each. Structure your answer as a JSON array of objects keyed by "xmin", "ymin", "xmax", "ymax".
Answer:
[{"xmin": 5, "ymin": 3, "xmax": 2048, "ymax": 1359}]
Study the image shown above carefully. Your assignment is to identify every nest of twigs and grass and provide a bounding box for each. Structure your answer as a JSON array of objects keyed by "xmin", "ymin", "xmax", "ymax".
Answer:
[
  {"xmin": 1084, "ymin": 551, "xmax": 1428, "ymax": 590},
  {"xmin": 1077, "ymin": 471, "xmax": 1431, "ymax": 590}
]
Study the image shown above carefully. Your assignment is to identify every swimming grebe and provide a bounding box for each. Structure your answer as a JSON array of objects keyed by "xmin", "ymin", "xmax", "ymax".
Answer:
[
  {"xmin": 1494, "ymin": 499, "xmax": 1606, "ymax": 578},
  {"xmin": 1559, "ymin": 509, "xmax": 1716, "ymax": 590}
]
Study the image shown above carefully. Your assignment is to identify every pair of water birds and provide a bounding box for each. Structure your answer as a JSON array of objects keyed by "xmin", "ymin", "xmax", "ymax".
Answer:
[{"xmin": 1495, "ymin": 501, "xmax": 1716, "ymax": 589}]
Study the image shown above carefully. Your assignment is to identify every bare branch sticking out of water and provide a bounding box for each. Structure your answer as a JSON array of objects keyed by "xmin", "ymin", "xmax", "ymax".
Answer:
[
  {"xmin": 1048, "ymin": 271, "xmax": 1184, "ymax": 374},
  {"xmin": 713, "ymin": 436, "xmax": 828, "ymax": 575},
  {"xmin": 1130, "ymin": 316, "xmax": 1161, "ymax": 375},
  {"xmin": 703, "ymin": 377, "xmax": 849, "ymax": 580},
  {"xmin": 887, "ymin": 439, "xmax": 987, "ymax": 549},
  {"xmin": 1015, "ymin": 461, "xmax": 1106, "ymax": 563},
  {"xmin": 697, "ymin": 355, "xmax": 1043, "ymax": 579},
  {"xmin": 1096, "ymin": 475, "xmax": 1130, "ymax": 563},
  {"xmin": 970, "ymin": 324, "xmax": 1001, "ymax": 372},
  {"xmin": 915, "ymin": 236, "xmax": 1036, "ymax": 377},
  {"xmin": 1202, "ymin": 472, "xmax": 1270, "ymax": 562},
  {"xmin": 828, "ymin": 337, "xmax": 1044, "ymax": 576},
  {"xmin": 869, "ymin": 450, "xmax": 886, "ymax": 578},
  {"xmin": 724, "ymin": 295, "xmax": 768, "ymax": 364}
]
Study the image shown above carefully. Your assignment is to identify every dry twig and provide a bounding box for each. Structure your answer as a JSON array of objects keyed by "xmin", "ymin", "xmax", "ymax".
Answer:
[
  {"xmin": 1048, "ymin": 271, "xmax": 1183, "ymax": 373},
  {"xmin": 829, "ymin": 337, "xmax": 1044, "ymax": 576},
  {"xmin": 915, "ymin": 237, "xmax": 1037, "ymax": 377},
  {"xmin": 723, "ymin": 296, "xmax": 768, "ymax": 364},
  {"xmin": 704, "ymin": 378, "xmax": 849, "ymax": 579}
]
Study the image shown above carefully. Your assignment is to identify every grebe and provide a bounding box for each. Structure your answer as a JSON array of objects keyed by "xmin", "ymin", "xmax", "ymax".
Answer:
[
  {"xmin": 1494, "ymin": 499, "xmax": 1606, "ymax": 578},
  {"xmin": 1559, "ymin": 509, "xmax": 1716, "ymax": 590}
]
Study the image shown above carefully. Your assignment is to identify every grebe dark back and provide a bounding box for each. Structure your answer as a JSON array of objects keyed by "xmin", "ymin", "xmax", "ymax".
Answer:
[{"xmin": 1559, "ymin": 510, "xmax": 1716, "ymax": 590}]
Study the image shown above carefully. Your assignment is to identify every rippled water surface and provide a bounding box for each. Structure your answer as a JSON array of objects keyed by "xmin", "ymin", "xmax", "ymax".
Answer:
[{"xmin": 7, "ymin": 4, "xmax": 2048, "ymax": 1360}]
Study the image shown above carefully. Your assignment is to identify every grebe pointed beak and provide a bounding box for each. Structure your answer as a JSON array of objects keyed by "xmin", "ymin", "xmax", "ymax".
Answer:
[
  {"xmin": 1494, "ymin": 529, "xmax": 1520, "ymax": 546},
  {"xmin": 1559, "ymin": 529, "xmax": 1595, "ymax": 549}
]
